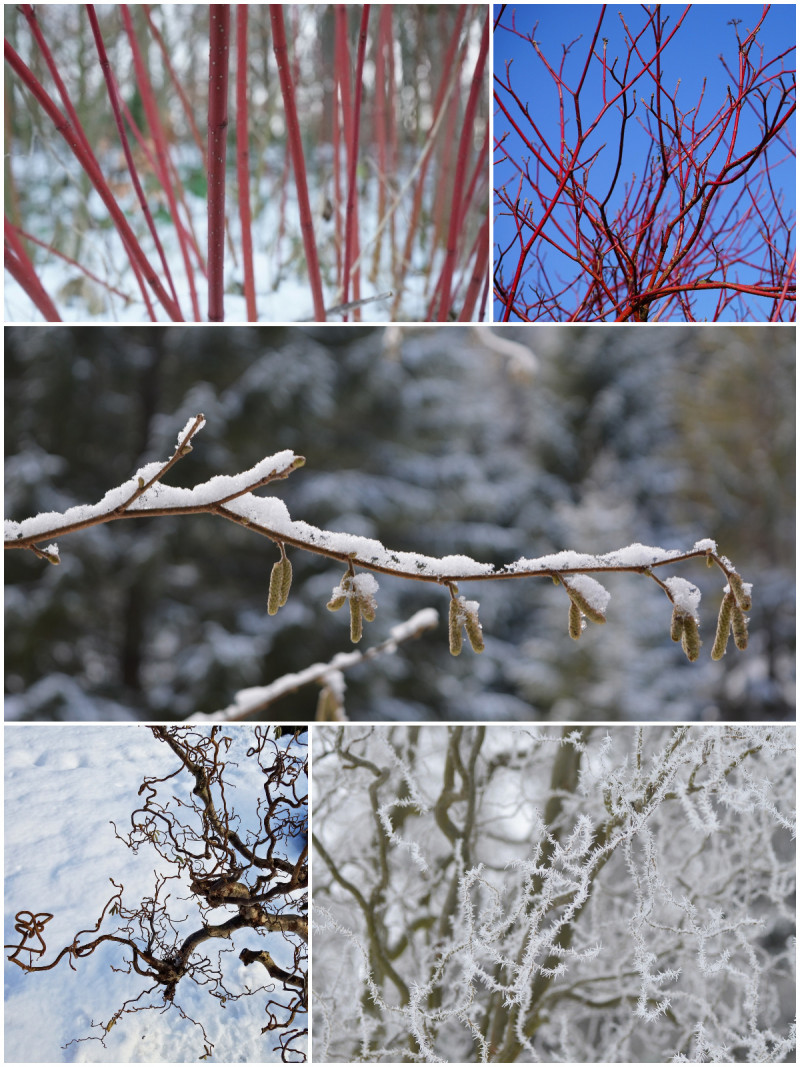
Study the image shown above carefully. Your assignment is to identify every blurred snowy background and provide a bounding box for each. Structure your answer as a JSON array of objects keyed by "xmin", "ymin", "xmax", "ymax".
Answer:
[
  {"xmin": 4, "ymin": 724, "xmax": 307, "ymax": 1062},
  {"xmin": 4, "ymin": 324, "xmax": 795, "ymax": 722}
]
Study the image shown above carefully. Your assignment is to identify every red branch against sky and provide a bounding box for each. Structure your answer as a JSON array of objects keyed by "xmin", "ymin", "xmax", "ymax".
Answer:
[{"xmin": 494, "ymin": 4, "xmax": 796, "ymax": 322}]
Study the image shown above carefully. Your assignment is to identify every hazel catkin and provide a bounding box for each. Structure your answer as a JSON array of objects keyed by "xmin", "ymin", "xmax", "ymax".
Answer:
[
  {"xmin": 680, "ymin": 614, "xmax": 701, "ymax": 662},
  {"xmin": 731, "ymin": 603, "xmax": 749, "ymax": 651},
  {"xmin": 728, "ymin": 572, "xmax": 752, "ymax": 612},
  {"xmin": 568, "ymin": 599, "xmax": 582, "ymax": 640},
  {"xmin": 711, "ymin": 591, "xmax": 734, "ymax": 661},
  {"xmin": 448, "ymin": 597, "xmax": 463, "ymax": 656}
]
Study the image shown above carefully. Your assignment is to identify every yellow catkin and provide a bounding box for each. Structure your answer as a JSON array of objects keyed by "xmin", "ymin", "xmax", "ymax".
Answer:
[
  {"xmin": 670, "ymin": 607, "xmax": 685, "ymax": 643},
  {"xmin": 448, "ymin": 598, "xmax": 463, "ymax": 656},
  {"xmin": 327, "ymin": 574, "xmax": 351, "ymax": 612},
  {"xmin": 316, "ymin": 686, "xmax": 341, "ymax": 721},
  {"xmin": 350, "ymin": 599, "xmax": 363, "ymax": 643},
  {"xmin": 568, "ymin": 599, "xmax": 582, "ymax": 640},
  {"xmin": 728, "ymin": 572, "xmax": 752, "ymax": 612},
  {"xmin": 565, "ymin": 583, "xmax": 606, "ymax": 624},
  {"xmin": 279, "ymin": 556, "xmax": 292, "ymax": 607},
  {"xmin": 711, "ymin": 591, "xmax": 734, "ymax": 661},
  {"xmin": 267, "ymin": 561, "xmax": 284, "ymax": 615},
  {"xmin": 464, "ymin": 609, "xmax": 485, "ymax": 653},
  {"xmin": 361, "ymin": 599, "xmax": 376, "ymax": 623},
  {"xmin": 731, "ymin": 603, "xmax": 749, "ymax": 650},
  {"xmin": 681, "ymin": 615, "xmax": 701, "ymax": 662}
]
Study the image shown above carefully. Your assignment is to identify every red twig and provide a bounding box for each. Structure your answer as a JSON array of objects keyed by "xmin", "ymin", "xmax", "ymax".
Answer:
[
  {"xmin": 6, "ymin": 221, "xmax": 132, "ymax": 306},
  {"xmin": 390, "ymin": 6, "xmax": 468, "ymax": 319},
  {"xmin": 494, "ymin": 5, "xmax": 796, "ymax": 322},
  {"xmin": 142, "ymin": 4, "xmax": 207, "ymax": 168},
  {"xmin": 4, "ymin": 217, "xmax": 61, "ymax": 320},
  {"xmin": 269, "ymin": 4, "xmax": 326, "ymax": 321},
  {"xmin": 433, "ymin": 8, "xmax": 490, "ymax": 321},
  {"xmin": 207, "ymin": 5, "xmax": 231, "ymax": 323},
  {"xmin": 342, "ymin": 5, "xmax": 370, "ymax": 316},
  {"xmin": 4, "ymin": 37, "xmax": 183, "ymax": 321},
  {"xmin": 121, "ymin": 4, "xmax": 202, "ymax": 319},
  {"xmin": 458, "ymin": 213, "xmax": 490, "ymax": 322},
  {"xmin": 86, "ymin": 5, "xmax": 181, "ymax": 318},
  {"xmin": 15, "ymin": 4, "xmax": 159, "ymax": 318},
  {"xmin": 235, "ymin": 7, "xmax": 257, "ymax": 321}
]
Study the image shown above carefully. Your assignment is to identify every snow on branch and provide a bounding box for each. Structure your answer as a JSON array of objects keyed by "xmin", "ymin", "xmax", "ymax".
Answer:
[
  {"xmin": 191, "ymin": 608, "xmax": 440, "ymax": 724},
  {"xmin": 5, "ymin": 415, "xmax": 753, "ymax": 663}
]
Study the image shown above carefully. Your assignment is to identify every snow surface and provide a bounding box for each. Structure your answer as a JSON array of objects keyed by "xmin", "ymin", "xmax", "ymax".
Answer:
[
  {"xmin": 4, "ymin": 142, "xmax": 483, "ymax": 324},
  {"xmin": 4, "ymin": 725, "xmax": 307, "ymax": 1062}
]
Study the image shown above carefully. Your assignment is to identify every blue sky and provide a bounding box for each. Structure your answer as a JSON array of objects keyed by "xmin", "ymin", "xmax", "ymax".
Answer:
[{"xmin": 493, "ymin": 3, "xmax": 797, "ymax": 321}]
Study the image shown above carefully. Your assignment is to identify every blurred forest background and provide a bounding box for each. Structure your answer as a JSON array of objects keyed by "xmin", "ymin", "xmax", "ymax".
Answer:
[
  {"xmin": 4, "ymin": 4, "xmax": 488, "ymax": 321},
  {"xmin": 4, "ymin": 324, "xmax": 795, "ymax": 722}
]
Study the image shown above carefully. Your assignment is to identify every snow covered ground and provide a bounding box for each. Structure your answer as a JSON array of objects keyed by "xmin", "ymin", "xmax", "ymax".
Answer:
[
  {"xmin": 4, "ymin": 150, "xmax": 479, "ymax": 325},
  {"xmin": 4, "ymin": 724, "xmax": 307, "ymax": 1062}
]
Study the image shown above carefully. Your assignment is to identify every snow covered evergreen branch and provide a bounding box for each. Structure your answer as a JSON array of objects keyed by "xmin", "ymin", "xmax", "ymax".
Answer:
[{"xmin": 5, "ymin": 415, "xmax": 753, "ymax": 662}]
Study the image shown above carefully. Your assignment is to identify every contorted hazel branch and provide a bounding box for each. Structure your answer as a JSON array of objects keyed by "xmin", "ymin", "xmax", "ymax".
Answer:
[
  {"xmin": 5, "ymin": 415, "xmax": 752, "ymax": 662},
  {"xmin": 5, "ymin": 725, "xmax": 307, "ymax": 1062}
]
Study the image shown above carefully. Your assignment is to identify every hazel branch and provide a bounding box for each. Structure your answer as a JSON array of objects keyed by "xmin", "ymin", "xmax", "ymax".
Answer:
[{"xmin": 5, "ymin": 416, "xmax": 752, "ymax": 662}]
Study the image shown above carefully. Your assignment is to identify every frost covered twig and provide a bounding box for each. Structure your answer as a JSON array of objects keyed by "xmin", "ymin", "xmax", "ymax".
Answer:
[
  {"xmin": 312, "ymin": 724, "xmax": 795, "ymax": 1063},
  {"xmin": 5, "ymin": 415, "xmax": 753, "ymax": 662}
]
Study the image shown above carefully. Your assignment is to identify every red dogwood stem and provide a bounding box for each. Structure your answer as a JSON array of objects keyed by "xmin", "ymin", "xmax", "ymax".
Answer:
[
  {"xmin": 342, "ymin": 5, "xmax": 370, "ymax": 313},
  {"xmin": 4, "ymin": 39, "xmax": 182, "ymax": 321},
  {"xmin": 207, "ymin": 5, "xmax": 231, "ymax": 322},
  {"xmin": 86, "ymin": 4, "xmax": 181, "ymax": 318},
  {"xmin": 121, "ymin": 4, "xmax": 202, "ymax": 318},
  {"xmin": 435, "ymin": 8, "xmax": 489, "ymax": 320},
  {"xmin": 236, "ymin": 6, "xmax": 257, "ymax": 321},
  {"xmin": 269, "ymin": 4, "xmax": 326, "ymax": 321},
  {"xmin": 4, "ymin": 217, "xmax": 61, "ymax": 320}
]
